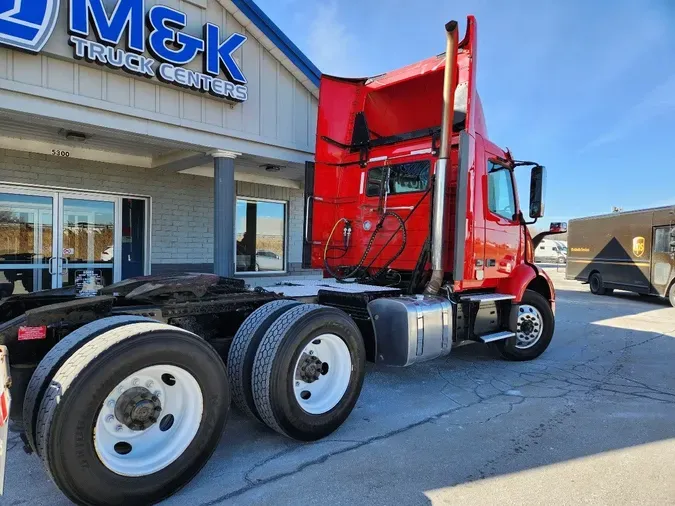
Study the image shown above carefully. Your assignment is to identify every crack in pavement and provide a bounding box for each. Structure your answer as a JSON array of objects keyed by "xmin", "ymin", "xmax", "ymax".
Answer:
[
  {"xmin": 199, "ymin": 394, "xmax": 523, "ymax": 506},
  {"xmin": 196, "ymin": 337, "xmax": 672, "ymax": 506}
]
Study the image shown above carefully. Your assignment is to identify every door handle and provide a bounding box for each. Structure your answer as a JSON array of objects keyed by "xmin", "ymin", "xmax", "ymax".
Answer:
[
  {"xmin": 61, "ymin": 257, "xmax": 69, "ymax": 275},
  {"xmin": 48, "ymin": 257, "xmax": 57, "ymax": 276}
]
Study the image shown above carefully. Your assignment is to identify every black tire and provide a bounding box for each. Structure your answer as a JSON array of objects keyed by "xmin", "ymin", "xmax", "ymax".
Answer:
[
  {"xmin": 251, "ymin": 304, "xmax": 366, "ymax": 441},
  {"xmin": 669, "ymin": 285, "xmax": 675, "ymax": 308},
  {"xmin": 589, "ymin": 272, "xmax": 607, "ymax": 295},
  {"xmin": 489, "ymin": 290, "xmax": 555, "ymax": 361},
  {"xmin": 23, "ymin": 315, "xmax": 158, "ymax": 455},
  {"xmin": 35, "ymin": 322, "xmax": 230, "ymax": 506},
  {"xmin": 227, "ymin": 299, "xmax": 301, "ymax": 422}
]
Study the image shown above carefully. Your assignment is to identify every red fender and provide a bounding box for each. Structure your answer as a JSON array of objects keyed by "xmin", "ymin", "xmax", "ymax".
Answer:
[
  {"xmin": 496, "ymin": 264, "xmax": 535, "ymax": 302},
  {"xmin": 496, "ymin": 265, "xmax": 556, "ymax": 313}
]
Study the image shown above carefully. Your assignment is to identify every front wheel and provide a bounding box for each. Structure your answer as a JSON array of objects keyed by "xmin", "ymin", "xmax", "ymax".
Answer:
[
  {"xmin": 489, "ymin": 290, "xmax": 555, "ymax": 361},
  {"xmin": 35, "ymin": 322, "xmax": 230, "ymax": 506},
  {"xmin": 669, "ymin": 285, "xmax": 675, "ymax": 308}
]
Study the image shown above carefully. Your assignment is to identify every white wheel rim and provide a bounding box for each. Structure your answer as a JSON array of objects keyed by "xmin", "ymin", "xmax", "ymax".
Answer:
[
  {"xmin": 293, "ymin": 334, "xmax": 352, "ymax": 415},
  {"xmin": 515, "ymin": 305, "xmax": 544, "ymax": 349},
  {"xmin": 94, "ymin": 365, "xmax": 204, "ymax": 477}
]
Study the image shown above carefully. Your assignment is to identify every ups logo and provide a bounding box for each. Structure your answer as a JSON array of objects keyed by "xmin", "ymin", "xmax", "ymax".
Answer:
[{"xmin": 632, "ymin": 236, "xmax": 646, "ymax": 258}]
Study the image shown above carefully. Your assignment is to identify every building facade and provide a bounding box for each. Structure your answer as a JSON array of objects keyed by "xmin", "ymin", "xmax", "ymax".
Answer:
[{"xmin": 0, "ymin": 0, "xmax": 321, "ymax": 295}]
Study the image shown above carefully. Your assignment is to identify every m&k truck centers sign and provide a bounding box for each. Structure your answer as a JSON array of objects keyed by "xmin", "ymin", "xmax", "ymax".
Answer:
[{"xmin": 0, "ymin": 0, "xmax": 249, "ymax": 101}]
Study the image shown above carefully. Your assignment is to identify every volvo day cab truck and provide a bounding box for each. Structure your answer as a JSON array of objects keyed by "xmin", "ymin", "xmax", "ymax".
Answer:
[
  {"xmin": 0, "ymin": 17, "xmax": 564, "ymax": 505},
  {"xmin": 567, "ymin": 206, "xmax": 675, "ymax": 305}
]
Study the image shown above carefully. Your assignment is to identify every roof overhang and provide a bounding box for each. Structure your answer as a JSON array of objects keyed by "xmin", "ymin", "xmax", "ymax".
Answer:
[{"xmin": 218, "ymin": 0, "xmax": 321, "ymax": 98}]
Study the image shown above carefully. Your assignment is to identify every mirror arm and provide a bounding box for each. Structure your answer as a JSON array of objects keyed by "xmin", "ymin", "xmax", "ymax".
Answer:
[{"xmin": 519, "ymin": 211, "xmax": 538, "ymax": 226}]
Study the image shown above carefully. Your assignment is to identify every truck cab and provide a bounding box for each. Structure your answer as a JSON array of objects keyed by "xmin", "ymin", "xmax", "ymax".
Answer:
[{"xmin": 305, "ymin": 17, "xmax": 558, "ymax": 351}]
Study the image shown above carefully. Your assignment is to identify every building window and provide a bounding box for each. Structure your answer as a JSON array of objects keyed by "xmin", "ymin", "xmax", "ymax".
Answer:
[
  {"xmin": 366, "ymin": 161, "xmax": 431, "ymax": 197},
  {"xmin": 487, "ymin": 162, "xmax": 517, "ymax": 221},
  {"xmin": 236, "ymin": 199, "xmax": 286, "ymax": 273}
]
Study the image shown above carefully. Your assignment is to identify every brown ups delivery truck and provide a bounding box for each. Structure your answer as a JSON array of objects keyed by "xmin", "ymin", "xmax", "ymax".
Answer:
[{"xmin": 566, "ymin": 206, "xmax": 675, "ymax": 306}]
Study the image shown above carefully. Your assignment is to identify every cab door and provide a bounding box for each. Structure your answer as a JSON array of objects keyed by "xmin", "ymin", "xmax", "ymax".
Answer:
[{"xmin": 483, "ymin": 147, "xmax": 522, "ymax": 281}]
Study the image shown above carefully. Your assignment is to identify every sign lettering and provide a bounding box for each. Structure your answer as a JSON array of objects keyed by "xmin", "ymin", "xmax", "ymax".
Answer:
[{"xmin": 0, "ymin": 0, "xmax": 248, "ymax": 102}]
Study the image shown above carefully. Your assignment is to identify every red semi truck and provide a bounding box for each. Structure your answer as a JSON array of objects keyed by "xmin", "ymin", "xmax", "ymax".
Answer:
[{"xmin": 0, "ymin": 17, "xmax": 563, "ymax": 505}]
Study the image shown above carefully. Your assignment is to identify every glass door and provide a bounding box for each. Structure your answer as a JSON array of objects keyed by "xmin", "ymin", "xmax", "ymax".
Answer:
[
  {"xmin": 0, "ymin": 186, "xmax": 148, "ymax": 297},
  {"xmin": 57, "ymin": 194, "xmax": 119, "ymax": 293},
  {"xmin": 0, "ymin": 190, "xmax": 57, "ymax": 296}
]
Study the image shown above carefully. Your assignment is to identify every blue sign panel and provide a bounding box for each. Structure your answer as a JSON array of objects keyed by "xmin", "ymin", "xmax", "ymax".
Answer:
[{"xmin": 0, "ymin": 0, "xmax": 60, "ymax": 53}]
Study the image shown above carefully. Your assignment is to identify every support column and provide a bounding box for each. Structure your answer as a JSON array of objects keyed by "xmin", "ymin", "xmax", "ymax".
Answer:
[{"xmin": 212, "ymin": 150, "xmax": 239, "ymax": 277}]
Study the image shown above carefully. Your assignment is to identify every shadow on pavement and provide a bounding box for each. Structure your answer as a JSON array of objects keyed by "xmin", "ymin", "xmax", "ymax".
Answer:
[{"xmin": 164, "ymin": 289, "xmax": 675, "ymax": 506}]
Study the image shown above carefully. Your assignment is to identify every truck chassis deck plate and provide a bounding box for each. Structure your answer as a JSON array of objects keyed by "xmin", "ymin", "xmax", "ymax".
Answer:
[{"xmin": 263, "ymin": 280, "xmax": 400, "ymax": 298}]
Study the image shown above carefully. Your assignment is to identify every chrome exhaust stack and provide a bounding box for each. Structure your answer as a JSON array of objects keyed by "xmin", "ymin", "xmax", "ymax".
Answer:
[{"xmin": 425, "ymin": 20, "xmax": 459, "ymax": 295}]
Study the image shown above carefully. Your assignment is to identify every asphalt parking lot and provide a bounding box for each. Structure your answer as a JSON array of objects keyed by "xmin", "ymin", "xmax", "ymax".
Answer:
[{"xmin": 4, "ymin": 270, "xmax": 675, "ymax": 505}]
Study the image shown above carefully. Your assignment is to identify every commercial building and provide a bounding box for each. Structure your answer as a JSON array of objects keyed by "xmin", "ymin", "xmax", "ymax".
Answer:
[{"xmin": 0, "ymin": 0, "xmax": 322, "ymax": 295}]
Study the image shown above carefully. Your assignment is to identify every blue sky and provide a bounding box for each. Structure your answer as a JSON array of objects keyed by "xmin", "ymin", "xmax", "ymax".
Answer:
[{"xmin": 255, "ymin": 0, "xmax": 675, "ymax": 227}]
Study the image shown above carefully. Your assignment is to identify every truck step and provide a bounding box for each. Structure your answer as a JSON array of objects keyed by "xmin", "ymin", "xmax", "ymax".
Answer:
[
  {"xmin": 461, "ymin": 293, "xmax": 516, "ymax": 303},
  {"xmin": 478, "ymin": 331, "xmax": 515, "ymax": 344}
]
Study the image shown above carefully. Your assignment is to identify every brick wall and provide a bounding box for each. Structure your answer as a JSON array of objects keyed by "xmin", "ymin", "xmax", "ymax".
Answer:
[{"xmin": 0, "ymin": 148, "xmax": 306, "ymax": 273}]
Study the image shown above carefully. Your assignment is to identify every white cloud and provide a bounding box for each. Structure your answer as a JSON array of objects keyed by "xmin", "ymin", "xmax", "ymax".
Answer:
[{"xmin": 304, "ymin": 1, "xmax": 360, "ymax": 77}]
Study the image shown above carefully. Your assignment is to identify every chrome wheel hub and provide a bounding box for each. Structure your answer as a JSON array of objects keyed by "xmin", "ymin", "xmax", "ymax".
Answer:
[{"xmin": 515, "ymin": 304, "xmax": 543, "ymax": 349}]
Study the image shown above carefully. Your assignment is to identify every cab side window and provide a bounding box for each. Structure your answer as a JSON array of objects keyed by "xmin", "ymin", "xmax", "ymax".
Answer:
[
  {"xmin": 366, "ymin": 161, "xmax": 430, "ymax": 197},
  {"xmin": 487, "ymin": 162, "xmax": 517, "ymax": 221}
]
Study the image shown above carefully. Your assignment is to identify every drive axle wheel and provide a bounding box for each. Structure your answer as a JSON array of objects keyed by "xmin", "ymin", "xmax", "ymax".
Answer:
[
  {"xmin": 227, "ymin": 299, "xmax": 301, "ymax": 421},
  {"xmin": 94, "ymin": 364, "xmax": 203, "ymax": 477},
  {"xmin": 252, "ymin": 304, "xmax": 365, "ymax": 441},
  {"xmin": 23, "ymin": 315, "xmax": 157, "ymax": 455},
  {"xmin": 292, "ymin": 334, "xmax": 352, "ymax": 415},
  {"xmin": 35, "ymin": 323, "xmax": 229, "ymax": 506}
]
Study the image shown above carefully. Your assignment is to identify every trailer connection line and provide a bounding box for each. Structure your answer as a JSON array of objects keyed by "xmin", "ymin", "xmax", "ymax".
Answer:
[
  {"xmin": 323, "ymin": 185, "xmax": 433, "ymax": 284},
  {"xmin": 323, "ymin": 213, "xmax": 396, "ymax": 282},
  {"xmin": 360, "ymin": 184, "xmax": 433, "ymax": 283}
]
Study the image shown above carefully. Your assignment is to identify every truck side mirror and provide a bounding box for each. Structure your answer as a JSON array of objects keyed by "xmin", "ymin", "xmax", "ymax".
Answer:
[
  {"xmin": 550, "ymin": 222, "xmax": 567, "ymax": 233},
  {"xmin": 529, "ymin": 165, "xmax": 546, "ymax": 219}
]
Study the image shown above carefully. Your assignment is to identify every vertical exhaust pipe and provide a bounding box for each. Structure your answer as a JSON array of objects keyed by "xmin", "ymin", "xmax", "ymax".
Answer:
[{"xmin": 425, "ymin": 20, "xmax": 459, "ymax": 295}]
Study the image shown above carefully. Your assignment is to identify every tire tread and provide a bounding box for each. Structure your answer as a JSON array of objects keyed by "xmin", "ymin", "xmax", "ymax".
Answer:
[
  {"xmin": 227, "ymin": 299, "xmax": 299, "ymax": 420},
  {"xmin": 251, "ymin": 304, "xmax": 325, "ymax": 436}
]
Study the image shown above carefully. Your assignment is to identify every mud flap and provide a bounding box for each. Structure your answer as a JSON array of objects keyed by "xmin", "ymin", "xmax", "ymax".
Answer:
[{"xmin": 0, "ymin": 345, "xmax": 10, "ymax": 495}]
